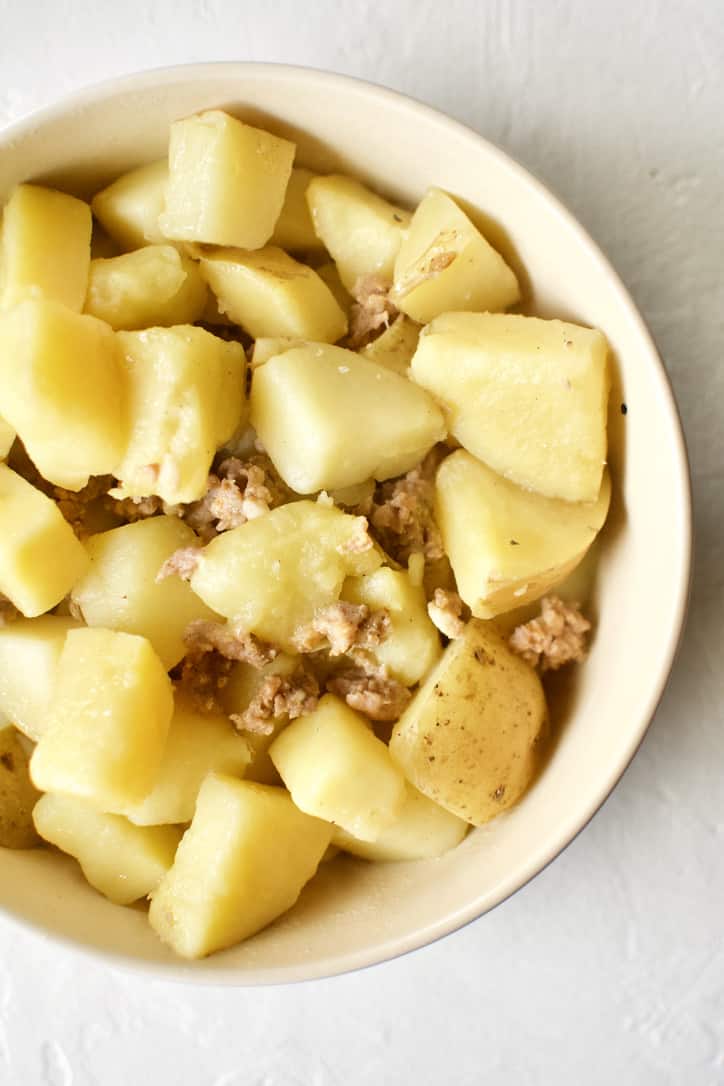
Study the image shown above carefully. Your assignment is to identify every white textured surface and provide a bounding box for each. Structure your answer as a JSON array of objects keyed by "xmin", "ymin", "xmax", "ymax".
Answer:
[{"xmin": 0, "ymin": 1, "xmax": 721, "ymax": 1082}]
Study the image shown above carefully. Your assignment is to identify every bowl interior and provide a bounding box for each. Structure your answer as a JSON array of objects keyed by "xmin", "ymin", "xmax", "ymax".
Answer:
[{"xmin": 0, "ymin": 64, "xmax": 690, "ymax": 984}]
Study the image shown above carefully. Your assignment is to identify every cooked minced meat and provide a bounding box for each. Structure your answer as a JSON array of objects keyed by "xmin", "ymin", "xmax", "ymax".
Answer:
[
  {"xmin": 366, "ymin": 450, "xmax": 445, "ymax": 564},
  {"xmin": 346, "ymin": 274, "xmax": 398, "ymax": 349},
  {"xmin": 230, "ymin": 667, "xmax": 320, "ymax": 736},
  {"xmin": 327, "ymin": 666, "xmax": 412, "ymax": 722},
  {"xmin": 183, "ymin": 619, "xmax": 279, "ymax": 669},
  {"xmin": 292, "ymin": 601, "xmax": 390, "ymax": 657},
  {"xmin": 155, "ymin": 546, "xmax": 202, "ymax": 584},
  {"xmin": 427, "ymin": 588, "xmax": 466, "ymax": 639},
  {"xmin": 509, "ymin": 596, "xmax": 591, "ymax": 672}
]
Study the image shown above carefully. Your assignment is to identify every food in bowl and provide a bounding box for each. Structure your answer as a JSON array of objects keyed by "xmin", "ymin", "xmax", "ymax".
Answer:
[{"xmin": 0, "ymin": 107, "xmax": 611, "ymax": 960}]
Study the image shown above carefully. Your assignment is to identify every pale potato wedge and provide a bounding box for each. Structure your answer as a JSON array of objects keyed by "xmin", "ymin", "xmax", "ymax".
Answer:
[
  {"xmin": 0, "ymin": 616, "xmax": 80, "ymax": 741},
  {"xmin": 333, "ymin": 784, "xmax": 468, "ymax": 861},
  {"xmin": 84, "ymin": 245, "xmax": 207, "ymax": 330},
  {"xmin": 270, "ymin": 167, "xmax": 325, "ymax": 252},
  {"xmin": 91, "ymin": 159, "xmax": 171, "ymax": 250}
]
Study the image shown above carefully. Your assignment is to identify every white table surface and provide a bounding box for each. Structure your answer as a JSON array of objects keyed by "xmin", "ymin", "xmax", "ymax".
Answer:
[{"xmin": 1, "ymin": 2, "xmax": 722, "ymax": 1083}]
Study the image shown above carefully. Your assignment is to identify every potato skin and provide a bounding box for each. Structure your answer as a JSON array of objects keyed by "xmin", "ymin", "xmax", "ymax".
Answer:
[
  {"xmin": 0, "ymin": 726, "xmax": 41, "ymax": 848},
  {"xmin": 389, "ymin": 620, "xmax": 546, "ymax": 825}
]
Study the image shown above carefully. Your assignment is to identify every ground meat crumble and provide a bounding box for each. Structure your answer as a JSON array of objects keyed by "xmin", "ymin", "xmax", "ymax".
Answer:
[
  {"xmin": 427, "ymin": 588, "xmax": 466, "ymax": 639},
  {"xmin": 183, "ymin": 619, "xmax": 279, "ymax": 669},
  {"xmin": 346, "ymin": 275, "xmax": 399, "ymax": 349},
  {"xmin": 327, "ymin": 664, "xmax": 412, "ymax": 722},
  {"xmin": 183, "ymin": 456, "xmax": 283, "ymax": 542},
  {"xmin": 230, "ymin": 667, "xmax": 320, "ymax": 736},
  {"xmin": 364, "ymin": 449, "xmax": 445, "ymax": 564},
  {"xmin": 509, "ymin": 596, "xmax": 591, "ymax": 672},
  {"xmin": 292, "ymin": 601, "xmax": 390, "ymax": 657},
  {"xmin": 174, "ymin": 651, "xmax": 234, "ymax": 716},
  {"xmin": 156, "ymin": 546, "xmax": 202, "ymax": 583},
  {"xmin": 336, "ymin": 516, "xmax": 375, "ymax": 556}
]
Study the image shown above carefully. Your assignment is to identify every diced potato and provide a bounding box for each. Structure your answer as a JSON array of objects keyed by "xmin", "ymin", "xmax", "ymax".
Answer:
[
  {"xmin": 412, "ymin": 312, "xmax": 610, "ymax": 502},
  {"xmin": 390, "ymin": 620, "xmax": 546, "ymax": 824},
  {"xmin": 84, "ymin": 245, "xmax": 207, "ymax": 330},
  {"xmin": 0, "ymin": 616, "xmax": 80, "ymax": 740},
  {"xmin": 250, "ymin": 344, "xmax": 445, "ymax": 493},
  {"xmin": 333, "ymin": 784, "xmax": 467, "ymax": 861},
  {"xmin": 199, "ymin": 246, "xmax": 347, "ymax": 342},
  {"xmin": 112, "ymin": 326, "xmax": 246, "ymax": 504},
  {"xmin": 0, "ymin": 726, "xmax": 40, "ymax": 849},
  {"xmin": 392, "ymin": 188, "xmax": 519, "ymax": 322},
  {"xmin": 91, "ymin": 159, "xmax": 171, "ymax": 250},
  {"xmin": 314, "ymin": 261, "xmax": 351, "ymax": 316},
  {"xmin": 159, "ymin": 111, "xmax": 295, "ymax": 250},
  {"xmin": 33, "ymin": 793, "xmax": 181, "ymax": 905},
  {"xmin": 149, "ymin": 774, "xmax": 331, "ymax": 958},
  {"xmin": 306, "ymin": 175, "xmax": 410, "ymax": 291},
  {"xmin": 342, "ymin": 567, "xmax": 441, "ymax": 686},
  {"xmin": 250, "ymin": 337, "xmax": 308, "ymax": 368},
  {"xmin": 0, "ymin": 183, "xmax": 91, "ymax": 312},
  {"xmin": 189, "ymin": 501, "xmax": 382, "ymax": 651},
  {"xmin": 361, "ymin": 314, "xmax": 419, "ymax": 376},
  {"xmin": 270, "ymin": 167, "xmax": 325, "ymax": 252},
  {"xmin": 220, "ymin": 654, "xmax": 299, "ymax": 784},
  {"xmin": 0, "ymin": 300, "xmax": 126, "ymax": 490},
  {"xmin": 269, "ymin": 694, "xmax": 406, "ymax": 841},
  {"xmin": 436, "ymin": 451, "xmax": 610, "ymax": 619},
  {"xmin": 0, "ymin": 418, "xmax": 15, "ymax": 459},
  {"xmin": 30, "ymin": 628, "xmax": 173, "ymax": 809},
  {"xmin": 70, "ymin": 516, "xmax": 219, "ymax": 669},
  {"xmin": 116, "ymin": 693, "xmax": 250, "ymax": 825},
  {"xmin": 0, "ymin": 465, "xmax": 89, "ymax": 617}
]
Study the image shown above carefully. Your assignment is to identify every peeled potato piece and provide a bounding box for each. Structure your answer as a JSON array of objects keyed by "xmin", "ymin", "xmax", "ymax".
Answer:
[
  {"xmin": 91, "ymin": 159, "xmax": 171, "ymax": 250},
  {"xmin": 333, "ymin": 784, "xmax": 468, "ymax": 861},
  {"xmin": 0, "ymin": 616, "xmax": 80, "ymax": 741},
  {"xmin": 84, "ymin": 245, "xmax": 207, "ymax": 330},
  {"xmin": 270, "ymin": 167, "xmax": 325, "ymax": 252}
]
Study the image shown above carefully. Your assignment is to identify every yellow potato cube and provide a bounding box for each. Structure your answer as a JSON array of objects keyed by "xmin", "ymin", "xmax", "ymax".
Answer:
[
  {"xmin": 91, "ymin": 159, "xmax": 171, "ymax": 251},
  {"xmin": 250, "ymin": 337, "xmax": 308, "ymax": 368},
  {"xmin": 159, "ymin": 111, "xmax": 295, "ymax": 249},
  {"xmin": 33, "ymin": 793, "xmax": 181, "ymax": 905},
  {"xmin": 436, "ymin": 451, "xmax": 611, "ymax": 618},
  {"xmin": 71, "ymin": 516, "xmax": 219, "ymax": 669},
  {"xmin": 84, "ymin": 245, "xmax": 207, "ymax": 330},
  {"xmin": 220, "ymin": 655, "xmax": 299, "ymax": 784},
  {"xmin": 0, "ymin": 616, "xmax": 80, "ymax": 740},
  {"xmin": 149, "ymin": 774, "xmax": 331, "ymax": 958},
  {"xmin": 306, "ymin": 175, "xmax": 410, "ymax": 291},
  {"xmin": 250, "ymin": 344, "xmax": 445, "ymax": 493},
  {"xmin": 199, "ymin": 246, "xmax": 347, "ymax": 342},
  {"xmin": 342, "ymin": 567, "xmax": 441, "ymax": 686},
  {"xmin": 0, "ymin": 300, "xmax": 126, "ymax": 490},
  {"xmin": 0, "ymin": 418, "xmax": 15, "ymax": 459},
  {"xmin": 270, "ymin": 694, "xmax": 406, "ymax": 841},
  {"xmin": 30, "ymin": 628, "xmax": 173, "ymax": 809},
  {"xmin": 0, "ymin": 465, "xmax": 89, "ymax": 617},
  {"xmin": 361, "ymin": 314, "xmax": 420, "ymax": 376},
  {"xmin": 392, "ymin": 188, "xmax": 519, "ymax": 322},
  {"xmin": 333, "ymin": 784, "xmax": 468, "ymax": 861},
  {"xmin": 0, "ymin": 183, "xmax": 91, "ymax": 312},
  {"xmin": 189, "ymin": 501, "xmax": 382, "ymax": 651},
  {"xmin": 412, "ymin": 312, "xmax": 610, "ymax": 502},
  {"xmin": 112, "ymin": 326, "xmax": 246, "ymax": 504},
  {"xmin": 270, "ymin": 167, "xmax": 325, "ymax": 252}
]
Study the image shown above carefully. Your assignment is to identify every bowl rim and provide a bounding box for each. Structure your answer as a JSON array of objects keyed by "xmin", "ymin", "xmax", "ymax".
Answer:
[{"xmin": 0, "ymin": 61, "xmax": 693, "ymax": 986}]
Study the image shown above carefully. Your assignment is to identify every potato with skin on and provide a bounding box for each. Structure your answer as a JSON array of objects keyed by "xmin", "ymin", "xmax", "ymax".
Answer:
[
  {"xmin": 0, "ymin": 418, "xmax": 15, "ymax": 460},
  {"xmin": 112, "ymin": 325, "xmax": 245, "ymax": 505},
  {"xmin": 189, "ymin": 501, "xmax": 382, "ymax": 652},
  {"xmin": 332, "ymin": 784, "xmax": 468, "ymax": 862},
  {"xmin": 361, "ymin": 314, "xmax": 420, "ymax": 376},
  {"xmin": 84, "ymin": 245, "xmax": 207, "ymax": 330},
  {"xmin": 0, "ymin": 726, "xmax": 41, "ymax": 849},
  {"xmin": 159, "ymin": 111, "xmax": 295, "ymax": 250},
  {"xmin": 149, "ymin": 775, "xmax": 332, "ymax": 959},
  {"xmin": 30, "ymin": 628, "xmax": 173, "ymax": 810},
  {"xmin": 0, "ymin": 616, "xmax": 80, "ymax": 740},
  {"xmin": 392, "ymin": 188, "xmax": 519, "ymax": 322},
  {"xmin": 270, "ymin": 167, "xmax": 326, "ymax": 253},
  {"xmin": 269, "ymin": 694, "xmax": 406, "ymax": 842},
  {"xmin": 91, "ymin": 159, "xmax": 171, "ymax": 250},
  {"xmin": 250, "ymin": 344, "xmax": 446, "ymax": 493},
  {"xmin": 436, "ymin": 451, "xmax": 611, "ymax": 619},
  {"xmin": 199, "ymin": 246, "xmax": 347, "ymax": 343},
  {"xmin": 390, "ymin": 620, "xmax": 547, "ymax": 825},
  {"xmin": 70, "ymin": 516, "xmax": 219, "ymax": 669},
  {"xmin": 0, "ymin": 300, "xmax": 126, "ymax": 490},
  {"xmin": 219, "ymin": 654, "xmax": 299, "ymax": 785},
  {"xmin": 0, "ymin": 466, "xmax": 89, "ymax": 617},
  {"xmin": 33, "ymin": 793, "xmax": 181, "ymax": 905},
  {"xmin": 412, "ymin": 312, "xmax": 610, "ymax": 503},
  {"xmin": 305, "ymin": 175, "xmax": 410, "ymax": 291},
  {"xmin": 0, "ymin": 183, "xmax": 91, "ymax": 312}
]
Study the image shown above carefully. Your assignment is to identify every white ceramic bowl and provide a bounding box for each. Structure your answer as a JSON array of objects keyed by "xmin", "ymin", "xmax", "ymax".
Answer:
[{"xmin": 0, "ymin": 63, "xmax": 691, "ymax": 984}]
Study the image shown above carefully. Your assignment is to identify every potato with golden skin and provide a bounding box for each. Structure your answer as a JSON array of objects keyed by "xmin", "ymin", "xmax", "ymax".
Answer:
[{"xmin": 0, "ymin": 726, "xmax": 40, "ymax": 849}]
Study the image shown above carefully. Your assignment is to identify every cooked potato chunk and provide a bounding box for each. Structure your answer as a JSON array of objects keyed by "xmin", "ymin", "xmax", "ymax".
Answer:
[
  {"xmin": 392, "ymin": 188, "xmax": 519, "ymax": 322},
  {"xmin": 189, "ymin": 501, "xmax": 381, "ymax": 651},
  {"xmin": 0, "ymin": 418, "xmax": 14, "ymax": 459},
  {"xmin": 0, "ymin": 300, "xmax": 126, "ymax": 490},
  {"xmin": 314, "ymin": 261, "xmax": 351, "ymax": 316},
  {"xmin": 91, "ymin": 159, "xmax": 171, "ymax": 250},
  {"xmin": 33, "ymin": 793, "xmax": 181, "ymax": 904},
  {"xmin": 199, "ymin": 246, "xmax": 347, "ymax": 342},
  {"xmin": 0, "ymin": 184, "xmax": 91, "ymax": 312},
  {"xmin": 0, "ymin": 616, "xmax": 80, "ymax": 740},
  {"xmin": 250, "ymin": 337, "xmax": 308, "ymax": 368},
  {"xmin": 0, "ymin": 726, "xmax": 40, "ymax": 849},
  {"xmin": 220, "ymin": 654, "xmax": 300, "ymax": 784},
  {"xmin": 71, "ymin": 516, "xmax": 219, "ymax": 668},
  {"xmin": 149, "ymin": 774, "xmax": 331, "ymax": 958},
  {"xmin": 269, "ymin": 694, "xmax": 406, "ymax": 841},
  {"xmin": 412, "ymin": 312, "xmax": 609, "ymax": 502},
  {"xmin": 306, "ymin": 175, "xmax": 410, "ymax": 291},
  {"xmin": 390, "ymin": 620, "xmax": 546, "ymax": 824},
  {"xmin": 437, "ymin": 451, "xmax": 610, "ymax": 618},
  {"xmin": 250, "ymin": 344, "xmax": 445, "ymax": 493},
  {"xmin": 0, "ymin": 465, "xmax": 89, "ymax": 617},
  {"xmin": 270, "ymin": 167, "xmax": 325, "ymax": 252},
  {"xmin": 112, "ymin": 326, "xmax": 245, "ymax": 504},
  {"xmin": 333, "ymin": 784, "xmax": 467, "ymax": 861},
  {"xmin": 361, "ymin": 314, "xmax": 420, "ymax": 376},
  {"xmin": 30, "ymin": 628, "xmax": 173, "ymax": 809},
  {"xmin": 342, "ymin": 567, "xmax": 441, "ymax": 686},
  {"xmin": 159, "ymin": 110, "xmax": 295, "ymax": 249},
  {"xmin": 84, "ymin": 245, "xmax": 207, "ymax": 330}
]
